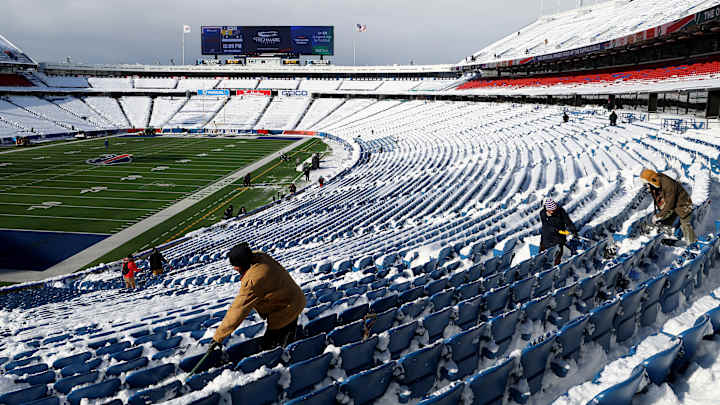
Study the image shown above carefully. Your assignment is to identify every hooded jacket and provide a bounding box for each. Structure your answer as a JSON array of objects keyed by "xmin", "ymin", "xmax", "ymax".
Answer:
[
  {"xmin": 640, "ymin": 169, "xmax": 693, "ymax": 220},
  {"xmin": 213, "ymin": 252, "xmax": 306, "ymax": 343},
  {"xmin": 148, "ymin": 251, "xmax": 165, "ymax": 270},
  {"xmin": 540, "ymin": 205, "xmax": 577, "ymax": 249}
]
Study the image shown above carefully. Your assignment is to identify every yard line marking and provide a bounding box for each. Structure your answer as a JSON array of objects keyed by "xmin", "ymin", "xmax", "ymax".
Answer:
[
  {"xmin": 0, "ymin": 214, "xmax": 129, "ymax": 222},
  {"xmin": 0, "ymin": 193, "xmax": 175, "ymax": 202},
  {"xmin": 0, "ymin": 185, "xmax": 189, "ymax": 194},
  {"xmin": 0, "ymin": 202, "xmax": 156, "ymax": 211}
]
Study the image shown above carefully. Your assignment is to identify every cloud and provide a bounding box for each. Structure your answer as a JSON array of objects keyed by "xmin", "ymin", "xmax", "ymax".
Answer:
[{"xmin": 1, "ymin": 0, "xmax": 584, "ymax": 66}]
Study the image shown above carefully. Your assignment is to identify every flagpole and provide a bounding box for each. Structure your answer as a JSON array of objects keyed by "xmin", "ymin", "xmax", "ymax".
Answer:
[
  {"xmin": 353, "ymin": 26, "xmax": 356, "ymax": 66},
  {"xmin": 182, "ymin": 28, "xmax": 185, "ymax": 66}
]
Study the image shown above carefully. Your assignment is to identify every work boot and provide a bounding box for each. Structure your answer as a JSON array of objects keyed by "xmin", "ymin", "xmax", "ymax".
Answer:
[{"xmin": 680, "ymin": 216, "xmax": 697, "ymax": 244}]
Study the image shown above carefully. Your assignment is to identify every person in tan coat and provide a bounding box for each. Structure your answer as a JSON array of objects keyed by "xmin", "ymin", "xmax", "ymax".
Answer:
[
  {"xmin": 640, "ymin": 168, "xmax": 696, "ymax": 243},
  {"xmin": 208, "ymin": 243, "xmax": 306, "ymax": 356}
]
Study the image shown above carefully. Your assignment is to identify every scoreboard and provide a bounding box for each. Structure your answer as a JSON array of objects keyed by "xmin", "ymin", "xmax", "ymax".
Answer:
[{"xmin": 201, "ymin": 26, "xmax": 334, "ymax": 56}]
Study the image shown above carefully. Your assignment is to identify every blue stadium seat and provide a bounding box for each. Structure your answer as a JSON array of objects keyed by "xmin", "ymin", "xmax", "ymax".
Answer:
[
  {"xmin": 285, "ymin": 333, "xmax": 327, "ymax": 364},
  {"xmin": 511, "ymin": 277, "xmax": 534, "ymax": 306},
  {"xmin": 641, "ymin": 275, "xmax": 667, "ymax": 327},
  {"xmin": 25, "ymin": 397, "xmax": 59, "ymax": 405},
  {"xmin": 661, "ymin": 266, "xmax": 690, "ymax": 314},
  {"xmin": 186, "ymin": 364, "xmax": 232, "ymax": 391},
  {"xmin": 236, "ymin": 347, "xmax": 283, "ymax": 373},
  {"xmin": 426, "ymin": 278, "xmax": 449, "ymax": 297},
  {"xmin": 443, "ymin": 323, "xmax": 489, "ymax": 380},
  {"xmin": 576, "ymin": 274, "xmax": 601, "ymax": 313},
  {"xmin": 396, "ymin": 342, "xmax": 444, "ymax": 401},
  {"xmin": 6, "ymin": 363, "xmax": 48, "ymax": 376},
  {"xmin": 388, "ymin": 321, "xmax": 418, "ymax": 359},
  {"xmin": 188, "ymin": 393, "xmax": 220, "ymax": 405},
  {"xmin": 340, "ymin": 336, "xmax": 379, "ymax": 375},
  {"xmin": 484, "ymin": 285, "xmax": 510, "ymax": 316},
  {"xmin": 96, "ymin": 341, "xmax": 131, "ymax": 356},
  {"xmin": 60, "ymin": 358, "xmax": 102, "ymax": 377},
  {"xmin": 366, "ymin": 288, "xmax": 387, "ymax": 302},
  {"xmin": 134, "ymin": 332, "xmax": 167, "ymax": 346},
  {"xmin": 399, "ymin": 286, "xmax": 425, "ymax": 305},
  {"xmin": 106, "ymin": 357, "xmax": 148, "ymax": 376},
  {"xmin": 466, "ymin": 356, "xmax": 516, "ymax": 405},
  {"xmin": 456, "ymin": 296, "xmax": 483, "ymax": 330},
  {"xmin": 127, "ymin": 380, "xmax": 182, "ymax": 405},
  {"xmin": 328, "ymin": 320, "xmax": 364, "ymax": 346},
  {"xmin": 229, "ymin": 370, "xmax": 281, "ymax": 405},
  {"xmin": 522, "ymin": 295, "xmax": 551, "ymax": 324},
  {"xmin": 0, "ymin": 384, "xmax": 47, "ymax": 405},
  {"xmin": 587, "ymin": 299, "xmax": 620, "ymax": 351},
  {"xmin": 111, "ymin": 347, "xmax": 144, "ymax": 362},
  {"xmin": 226, "ymin": 337, "xmax": 263, "ymax": 364},
  {"xmin": 430, "ymin": 290, "xmax": 454, "ymax": 311},
  {"xmin": 533, "ymin": 268, "xmax": 556, "ymax": 298},
  {"xmin": 423, "ymin": 308, "xmax": 453, "ymax": 343},
  {"xmin": 233, "ymin": 323, "xmax": 265, "ymax": 339},
  {"xmin": 54, "ymin": 370, "xmax": 100, "ymax": 394},
  {"xmin": 339, "ymin": 362, "xmax": 395, "ymax": 405},
  {"xmin": 614, "ymin": 286, "xmax": 646, "ymax": 343},
  {"xmin": 285, "ymin": 383, "xmax": 339, "ymax": 405},
  {"xmin": 641, "ymin": 337, "xmax": 682, "ymax": 385},
  {"xmin": 66, "ymin": 378, "xmax": 121, "ymax": 405},
  {"xmin": 673, "ymin": 314, "xmax": 713, "ymax": 371},
  {"xmin": 5, "ymin": 356, "xmax": 40, "ymax": 371},
  {"xmin": 303, "ymin": 314, "xmax": 337, "ymax": 338},
  {"xmin": 417, "ymin": 381, "xmax": 464, "ymax": 405},
  {"xmin": 549, "ymin": 284, "xmax": 576, "ymax": 326},
  {"xmin": 520, "ymin": 334, "xmax": 557, "ymax": 397},
  {"xmin": 125, "ymin": 363, "xmax": 176, "ymax": 389},
  {"xmin": 366, "ymin": 308, "xmax": 397, "ymax": 335},
  {"xmin": 456, "ymin": 281, "xmax": 482, "ymax": 301},
  {"xmin": 587, "ymin": 367, "xmax": 645, "ymax": 405},
  {"xmin": 17, "ymin": 370, "xmax": 56, "ymax": 386},
  {"xmin": 52, "ymin": 352, "xmax": 92, "ymax": 369},
  {"xmin": 370, "ymin": 294, "xmax": 398, "ymax": 314},
  {"xmin": 152, "ymin": 336, "xmax": 183, "ymax": 351},
  {"xmin": 287, "ymin": 353, "xmax": 333, "ymax": 399},
  {"xmin": 338, "ymin": 303, "xmax": 369, "ymax": 325},
  {"xmin": 400, "ymin": 297, "xmax": 429, "ymax": 319},
  {"xmin": 485, "ymin": 309, "xmax": 520, "ymax": 359},
  {"xmin": 551, "ymin": 315, "xmax": 590, "ymax": 377}
]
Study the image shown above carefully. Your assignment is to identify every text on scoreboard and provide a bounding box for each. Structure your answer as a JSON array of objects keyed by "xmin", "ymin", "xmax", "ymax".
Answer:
[{"xmin": 201, "ymin": 26, "xmax": 334, "ymax": 56}]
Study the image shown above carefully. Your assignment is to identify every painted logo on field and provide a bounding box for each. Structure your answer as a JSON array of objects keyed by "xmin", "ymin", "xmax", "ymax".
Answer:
[{"xmin": 86, "ymin": 154, "xmax": 133, "ymax": 166}]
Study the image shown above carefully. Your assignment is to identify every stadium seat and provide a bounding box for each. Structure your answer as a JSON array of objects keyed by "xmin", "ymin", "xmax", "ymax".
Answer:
[
  {"xmin": 443, "ymin": 323, "xmax": 489, "ymax": 380},
  {"xmin": 229, "ymin": 371, "xmax": 282, "ymax": 405},
  {"xmin": 340, "ymin": 336, "xmax": 379, "ymax": 375},
  {"xmin": 0, "ymin": 384, "xmax": 48, "ymax": 405},
  {"xmin": 586, "ymin": 367, "xmax": 645, "ymax": 405},
  {"xmin": 285, "ymin": 333, "xmax": 327, "ymax": 364},
  {"xmin": 60, "ymin": 358, "xmax": 102, "ymax": 377},
  {"xmin": 641, "ymin": 275, "xmax": 667, "ymax": 327},
  {"xmin": 127, "ymin": 380, "xmax": 182, "ymax": 405},
  {"xmin": 52, "ymin": 352, "xmax": 92, "ymax": 369},
  {"xmin": 641, "ymin": 337, "xmax": 682, "ymax": 385},
  {"xmin": 125, "ymin": 363, "xmax": 176, "ymax": 389},
  {"xmin": 186, "ymin": 365, "xmax": 232, "ymax": 392},
  {"xmin": 66, "ymin": 379, "xmax": 121, "ymax": 405},
  {"xmin": 456, "ymin": 296, "xmax": 483, "ymax": 330},
  {"xmin": 387, "ymin": 321, "xmax": 419, "ymax": 359},
  {"xmin": 106, "ymin": 357, "xmax": 148, "ymax": 376},
  {"xmin": 396, "ymin": 343, "xmax": 445, "ymax": 401},
  {"xmin": 340, "ymin": 362, "xmax": 395, "ymax": 405},
  {"xmin": 327, "ymin": 320, "xmax": 364, "ymax": 346},
  {"xmin": 520, "ymin": 334, "xmax": 557, "ymax": 396},
  {"xmin": 672, "ymin": 314, "xmax": 713, "ymax": 371},
  {"xmin": 226, "ymin": 337, "xmax": 263, "ymax": 364},
  {"xmin": 54, "ymin": 371, "xmax": 99, "ymax": 395},
  {"xmin": 614, "ymin": 286, "xmax": 646, "ymax": 343},
  {"xmin": 285, "ymin": 383, "xmax": 339, "ymax": 405},
  {"xmin": 417, "ymin": 381, "xmax": 465, "ymax": 405},
  {"xmin": 466, "ymin": 356, "xmax": 516, "ymax": 405},
  {"xmin": 551, "ymin": 315, "xmax": 590, "ymax": 377},
  {"xmin": 286, "ymin": 353, "xmax": 333, "ymax": 399},
  {"xmin": 366, "ymin": 308, "xmax": 397, "ymax": 335},
  {"xmin": 485, "ymin": 309, "xmax": 520, "ymax": 359},
  {"xmin": 587, "ymin": 299, "xmax": 620, "ymax": 351},
  {"xmin": 236, "ymin": 347, "xmax": 283, "ymax": 373}
]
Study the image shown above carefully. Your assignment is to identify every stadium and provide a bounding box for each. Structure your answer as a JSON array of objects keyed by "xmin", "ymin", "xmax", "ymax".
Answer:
[{"xmin": 2, "ymin": 0, "xmax": 720, "ymax": 404}]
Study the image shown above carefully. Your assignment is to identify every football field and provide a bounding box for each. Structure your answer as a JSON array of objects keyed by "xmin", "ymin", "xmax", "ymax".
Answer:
[{"xmin": 0, "ymin": 135, "xmax": 326, "ymax": 271}]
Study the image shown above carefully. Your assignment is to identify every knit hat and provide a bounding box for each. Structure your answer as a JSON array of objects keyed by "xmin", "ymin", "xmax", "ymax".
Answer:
[
  {"xmin": 228, "ymin": 242, "xmax": 253, "ymax": 271},
  {"xmin": 639, "ymin": 168, "xmax": 661, "ymax": 188},
  {"xmin": 545, "ymin": 198, "xmax": 558, "ymax": 212}
]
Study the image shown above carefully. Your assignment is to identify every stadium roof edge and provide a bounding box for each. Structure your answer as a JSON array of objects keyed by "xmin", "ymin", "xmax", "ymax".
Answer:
[
  {"xmin": 39, "ymin": 62, "xmax": 461, "ymax": 76},
  {"xmin": 0, "ymin": 32, "xmax": 38, "ymax": 68}
]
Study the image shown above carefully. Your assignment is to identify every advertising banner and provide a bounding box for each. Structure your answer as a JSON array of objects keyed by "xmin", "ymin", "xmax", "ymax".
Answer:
[
  {"xmin": 236, "ymin": 89, "xmax": 272, "ymax": 96},
  {"xmin": 201, "ymin": 26, "xmax": 334, "ymax": 55},
  {"xmin": 197, "ymin": 89, "xmax": 230, "ymax": 96},
  {"xmin": 279, "ymin": 90, "xmax": 309, "ymax": 97}
]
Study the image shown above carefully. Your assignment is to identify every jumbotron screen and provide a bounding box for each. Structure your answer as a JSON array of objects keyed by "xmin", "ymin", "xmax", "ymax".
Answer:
[{"xmin": 201, "ymin": 26, "xmax": 334, "ymax": 56}]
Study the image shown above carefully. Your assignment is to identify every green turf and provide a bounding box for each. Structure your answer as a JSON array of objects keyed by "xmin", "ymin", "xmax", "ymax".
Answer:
[
  {"xmin": 0, "ymin": 136, "xmax": 295, "ymax": 234},
  {"xmin": 88, "ymin": 137, "xmax": 328, "ymax": 266}
]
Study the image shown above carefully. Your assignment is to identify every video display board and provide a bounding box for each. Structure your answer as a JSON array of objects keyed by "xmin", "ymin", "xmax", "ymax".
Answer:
[{"xmin": 201, "ymin": 26, "xmax": 334, "ymax": 56}]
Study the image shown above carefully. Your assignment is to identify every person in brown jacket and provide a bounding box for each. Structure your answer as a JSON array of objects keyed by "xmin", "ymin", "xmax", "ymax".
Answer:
[
  {"xmin": 640, "ymin": 168, "xmax": 696, "ymax": 243},
  {"xmin": 208, "ymin": 242, "xmax": 306, "ymax": 357}
]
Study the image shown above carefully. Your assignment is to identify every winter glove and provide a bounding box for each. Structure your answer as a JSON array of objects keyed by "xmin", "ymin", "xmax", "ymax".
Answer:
[{"xmin": 208, "ymin": 340, "xmax": 231, "ymax": 364}]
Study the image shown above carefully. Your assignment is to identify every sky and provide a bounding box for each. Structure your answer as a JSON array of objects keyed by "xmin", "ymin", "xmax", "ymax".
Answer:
[{"xmin": 1, "ymin": 0, "xmax": 588, "ymax": 66}]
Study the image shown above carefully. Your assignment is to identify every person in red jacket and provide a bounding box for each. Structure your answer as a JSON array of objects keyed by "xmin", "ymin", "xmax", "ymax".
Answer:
[{"xmin": 122, "ymin": 255, "xmax": 140, "ymax": 289}]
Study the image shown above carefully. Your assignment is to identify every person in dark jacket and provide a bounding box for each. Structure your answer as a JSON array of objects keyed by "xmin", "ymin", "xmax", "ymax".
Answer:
[
  {"xmin": 206, "ymin": 243, "xmax": 306, "ymax": 360},
  {"xmin": 609, "ymin": 111, "xmax": 618, "ymax": 126},
  {"xmin": 303, "ymin": 166, "xmax": 311, "ymax": 182},
  {"xmin": 640, "ymin": 168, "xmax": 696, "ymax": 243},
  {"xmin": 289, "ymin": 183, "xmax": 297, "ymax": 194},
  {"xmin": 148, "ymin": 248, "xmax": 167, "ymax": 276},
  {"xmin": 563, "ymin": 112, "xmax": 569, "ymax": 123},
  {"xmin": 223, "ymin": 205, "xmax": 234, "ymax": 220},
  {"xmin": 121, "ymin": 255, "xmax": 140, "ymax": 289},
  {"xmin": 243, "ymin": 173, "xmax": 252, "ymax": 187},
  {"xmin": 540, "ymin": 198, "xmax": 578, "ymax": 266}
]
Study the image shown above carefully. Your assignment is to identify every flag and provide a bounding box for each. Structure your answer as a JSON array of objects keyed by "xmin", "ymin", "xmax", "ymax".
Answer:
[
  {"xmin": 355, "ymin": 24, "xmax": 367, "ymax": 32},
  {"xmin": 183, "ymin": 25, "xmax": 191, "ymax": 34}
]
